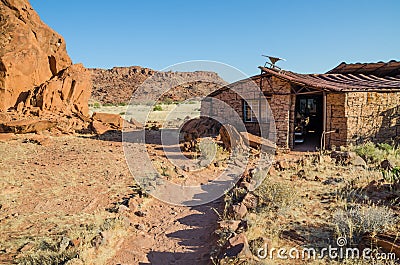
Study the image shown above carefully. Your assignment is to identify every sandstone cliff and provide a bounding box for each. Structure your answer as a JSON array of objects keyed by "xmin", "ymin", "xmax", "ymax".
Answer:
[
  {"xmin": 0, "ymin": 0, "xmax": 74, "ymax": 111},
  {"xmin": 0, "ymin": 0, "xmax": 93, "ymax": 134}
]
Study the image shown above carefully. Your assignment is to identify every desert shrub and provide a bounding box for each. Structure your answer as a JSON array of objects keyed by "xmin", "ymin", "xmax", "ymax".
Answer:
[
  {"xmin": 382, "ymin": 166, "xmax": 400, "ymax": 183},
  {"xmin": 161, "ymin": 98, "xmax": 174, "ymax": 105},
  {"xmin": 198, "ymin": 139, "xmax": 216, "ymax": 160},
  {"xmin": 354, "ymin": 142, "xmax": 385, "ymax": 164},
  {"xmin": 333, "ymin": 205, "xmax": 397, "ymax": 244},
  {"xmin": 377, "ymin": 142, "xmax": 395, "ymax": 152},
  {"xmin": 17, "ymin": 249, "xmax": 78, "ymax": 265},
  {"xmin": 195, "ymin": 139, "xmax": 228, "ymax": 167},
  {"xmin": 353, "ymin": 142, "xmax": 400, "ymax": 165},
  {"xmin": 16, "ymin": 238, "xmax": 78, "ymax": 265},
  {"xmin": 153, "ymin": 105, "xmax": 163, "ymax": 111},
  {"xmin": 93, "ymin": 102, "xmax": 101, "ymax": 108},
  {"xmin": 254, "ymin": 180, "xmax": 298, "ymax": 212}
]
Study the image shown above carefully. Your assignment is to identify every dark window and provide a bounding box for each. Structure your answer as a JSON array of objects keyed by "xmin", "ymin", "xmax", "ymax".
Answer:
[{"xmin": 299, "ymin": 98, "xmax": 317, "ymax": 114}]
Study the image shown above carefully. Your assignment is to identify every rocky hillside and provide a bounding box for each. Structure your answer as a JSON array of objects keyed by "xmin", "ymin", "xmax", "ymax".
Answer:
[{"xmin": 90, "ymin": 67, "xmax": 227, "ymax": 104}]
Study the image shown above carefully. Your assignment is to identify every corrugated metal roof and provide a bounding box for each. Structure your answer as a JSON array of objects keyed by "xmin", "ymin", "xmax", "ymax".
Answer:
[
  {"xmin": 259, "ymin": 66, "xmax": 400, "ymax": 92},
  {"xmin": 326, "ymin": 60, "xmax": 400, "ymax": 77}
]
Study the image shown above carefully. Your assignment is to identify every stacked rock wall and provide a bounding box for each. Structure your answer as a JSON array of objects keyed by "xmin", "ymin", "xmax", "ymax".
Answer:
[{"xmin": 345, "ymin": 91, "xmax": 400, "ymax": 145}]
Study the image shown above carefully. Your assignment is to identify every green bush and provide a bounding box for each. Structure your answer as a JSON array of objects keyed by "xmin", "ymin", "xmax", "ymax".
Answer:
[
  {"xmin": 377, "ymin": 142, "xmax": 394, "ymax": 152},
  {"xmin": 153, "ymin": 105, "xmax": 163, "ymax": 111},
  {"xmin": 353, "ymin": 141, "xmax": 400, "ymax": 165},
  {"xmin": 162, "ymin": 98, "xmax": 174, "ymax": 105},
  {"xmin": 354, "ymin": 142, "xmax": 385, "ymax": 163}
]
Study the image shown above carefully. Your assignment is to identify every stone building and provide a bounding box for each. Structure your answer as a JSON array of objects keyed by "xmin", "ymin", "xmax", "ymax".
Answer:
[{"xmin": 201, "ymin": 60, "xmax": 400, "ymax": 150}]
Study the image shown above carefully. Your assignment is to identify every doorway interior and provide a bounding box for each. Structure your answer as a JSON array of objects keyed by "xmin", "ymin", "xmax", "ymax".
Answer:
[{"xmin": 294, "ymin": 93, "xmax": 323, "ymax": 151}]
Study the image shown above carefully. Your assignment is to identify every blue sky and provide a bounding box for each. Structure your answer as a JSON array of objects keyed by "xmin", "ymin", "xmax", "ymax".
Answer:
[{"xmin": 30, "ymin": 0, "xmax": 399, "ymax": 77}]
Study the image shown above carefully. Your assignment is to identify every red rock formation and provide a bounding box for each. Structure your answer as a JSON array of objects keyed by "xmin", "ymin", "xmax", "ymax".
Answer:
[
  {"xmin": 0, "ymin": 0, "xmax": 92, "ymax": 136},
  {"xmin": 92, "ymin": 112, "xmax": 123, "ymax": 130},
  {"xmin": 24, "ymin": 64, "xmax": 92, "ymax": 116},
  {"xmin": 0, "ymin": 0, "xmax": 72, "ymax": 111}
]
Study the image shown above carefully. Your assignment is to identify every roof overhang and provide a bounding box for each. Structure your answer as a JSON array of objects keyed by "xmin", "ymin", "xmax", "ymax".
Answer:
[{"xmin": 259, "ymin": 66, "xmax": 400, "ymax": 93}]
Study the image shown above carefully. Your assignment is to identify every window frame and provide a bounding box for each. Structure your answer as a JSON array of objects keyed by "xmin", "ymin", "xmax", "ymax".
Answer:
[{"xmin": 242, "ymin": 96, "xmax": 272, "ymax": 123}]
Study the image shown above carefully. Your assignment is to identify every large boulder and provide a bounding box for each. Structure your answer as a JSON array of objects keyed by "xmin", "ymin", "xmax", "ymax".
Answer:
[
  {"xmin": 0, "ymin": 0, "xmax": 72, "ymax": 111},
  {"xmin": 91, "ymin": 112, "xmax": 124, "ymax": 135},
  {"xmin": 92, "ymin": 112, "xmax": 123, "ymax": 129},
  {"xmin": 219, "ymin": 233, "xmax": 252, "ymax": 259},
  {"xmin": 180, "ymin": 117, "xmax": 221, "ymax": 151}
]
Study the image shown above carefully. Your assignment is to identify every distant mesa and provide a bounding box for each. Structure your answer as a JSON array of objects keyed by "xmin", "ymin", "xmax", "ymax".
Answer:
[{"xmin": 90, "ymin": 66, "xmax": 227, "ymax": 105}]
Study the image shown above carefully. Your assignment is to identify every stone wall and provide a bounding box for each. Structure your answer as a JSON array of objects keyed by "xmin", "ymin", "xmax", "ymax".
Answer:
[
  {"xmin": 250, "ymin": 76, "xmax": 292, "ymax": 149},
  {"xmin": 325, "ymin": 93, "xmax": 347, "ymax": 148},
  {"xmin": 325, "ymin": 91, "xmax": 400, "ymax": 148},
  {"xmin": 345, "ymin": 91, "xmax": 400, "ymax": 144}
]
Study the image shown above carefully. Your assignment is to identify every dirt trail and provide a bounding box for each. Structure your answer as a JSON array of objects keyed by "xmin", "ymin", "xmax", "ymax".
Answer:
[
  {"xmin": 112, "ymin": 129, "xmax": 222, "ymax": 264},
  {"xmin": 113, "ymin": 200, "xmax": 220, "ymax": 264},
  {"xmin": 0, "ymin": 133, "xmax": 220, "ymax": 264}
]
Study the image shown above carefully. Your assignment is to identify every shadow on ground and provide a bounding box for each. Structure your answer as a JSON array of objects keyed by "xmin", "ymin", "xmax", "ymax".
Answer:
[{"xmin": 139, "ymin": 200, "xmax": 221, "ymax": 265}]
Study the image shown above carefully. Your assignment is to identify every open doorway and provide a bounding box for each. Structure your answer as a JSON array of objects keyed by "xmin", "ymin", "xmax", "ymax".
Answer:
[{"xmin": 294, "ymin": 93, "xmax": 323, "ymax": 151}]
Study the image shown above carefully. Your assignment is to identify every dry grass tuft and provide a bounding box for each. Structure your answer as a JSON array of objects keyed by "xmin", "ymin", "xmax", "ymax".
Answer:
[{"xmin": 333, "ymin": 205, "xmax": 397, "ymax": 244}]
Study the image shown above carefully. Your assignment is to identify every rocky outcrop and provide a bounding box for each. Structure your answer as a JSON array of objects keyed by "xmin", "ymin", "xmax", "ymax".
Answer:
[
  {"xmin": 23, "ymin": 64, "xmax": 91, "ymax": 116},
  {"xmin": 0, "ymin": 0, "xmax": 72, "ymax": 111},
  {"xmin": 0, "ymin": 0, "xmax": 92, "ymax": 136},
  {"xmin": 0, "ymin": 119, "xmax": 56, "ymax": 133},
  {"xmin": 90, "ymin": 67, "xmax": 153, "ymax": 104},
  {"xmin": 90, "ymin": 67, "xmax": 226, "ymax": 104}
]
